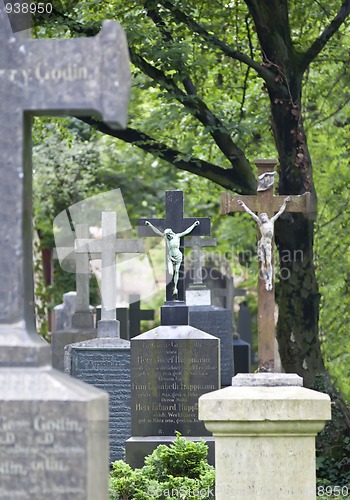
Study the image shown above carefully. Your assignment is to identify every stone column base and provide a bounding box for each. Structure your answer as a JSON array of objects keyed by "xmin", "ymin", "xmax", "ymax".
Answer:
[{"xmin": 199, "ymin": 374, "xmax": 331, "ymax": 499}]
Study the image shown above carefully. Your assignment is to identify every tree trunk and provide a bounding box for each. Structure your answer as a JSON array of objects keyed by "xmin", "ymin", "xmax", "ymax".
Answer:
[{"xmin": 246, "ymin": 0, "xmax": 350, "ymax": 466}]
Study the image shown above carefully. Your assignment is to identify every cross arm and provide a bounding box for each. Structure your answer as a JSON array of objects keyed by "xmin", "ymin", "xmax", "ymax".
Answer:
[
  {"xmin": 138, "ymin": 218, "xmax": 166, "ymax": 237},
  {"xmin": 273, "ymin": 193, "xmax": 312, "ymax": 214},
  {"xmin": 221, "ymin": 193, "xmax": 259, "ymax": 214},
  {"xmin": 75, "ymin": 238, "xmax": 144, "ymax": 255},
  {"xmin": 24, "ymin": 21, "xmax": 130, "ymax": 129}
]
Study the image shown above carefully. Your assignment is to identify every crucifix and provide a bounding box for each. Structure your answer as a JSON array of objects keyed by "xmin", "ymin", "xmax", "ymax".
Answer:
[
  {"xmin": 0, "ymin": 4, "xmax": 130, "ymax": 367},
  {"xmin": 221, "ymin": 159, "xmax": 311, "ymax": 372},
  {"xmin": 138, "ymin": 191, "xmax": 211, "ymax": 302},
  {"xmin": 75, "ymin": 211, "xmax": 144, "ymax": 337}
]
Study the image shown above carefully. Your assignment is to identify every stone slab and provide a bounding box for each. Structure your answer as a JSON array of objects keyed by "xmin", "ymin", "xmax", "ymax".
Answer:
[
  {"xmin": 0, "ymin": 367, "xmax": 109, "ymax": 500},
  {"xmin": 131, "ymin": 325, "xmax": 220, "ymax": 437},
  {"xmin": 231, "ymin": 372, "xmax": 303, "ymax": 387},
  {"xmin": 188, "ymin": 306, "xmax": 233, "ymax": 387},
  {"xmin": 199, "ymin": 384, "xmax": 331, "ymax": 499},
  {"xmin": 125, "ymin": 436, "xmax": 215, "ymax": 468},
  {"xmin": 65, "ymin": 338, "xmax": 131, "ymax": 462},
  {"xmin": 51, "ymin": 328, "xmax": 97, "ymax": 372}
]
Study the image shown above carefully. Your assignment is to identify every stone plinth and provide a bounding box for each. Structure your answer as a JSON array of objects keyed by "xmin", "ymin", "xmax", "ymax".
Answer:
[
  {"xmin": 0, "ymin": 367, "xmax": 108, "ymax": 500},
  {"xmin": 65, "ymin": 338, "xmax": 131, "ymax": 463},
  {"xmin": 199, "ymin": 374, "xmax": 331, "ymax": 500}
]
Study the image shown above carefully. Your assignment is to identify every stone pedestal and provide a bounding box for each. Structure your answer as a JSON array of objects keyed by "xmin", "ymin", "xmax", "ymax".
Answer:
[
  {"xmin": 199, "ymin": 374, "xmax": 331, "ymax": 500},
  {"xmin": 188, "ymin": 305, "xmax": 233, "ymax": 387},
  {"xmin": 0, "ymin": 364, "xmax": 109, "ymax": 500},
  {"xmin": 65, "ymin": 335, "xmax": 131, "ymax": 463},
  {"xmin": 125, "ymin": 324, "xmax": 220, "ymax": 467}
]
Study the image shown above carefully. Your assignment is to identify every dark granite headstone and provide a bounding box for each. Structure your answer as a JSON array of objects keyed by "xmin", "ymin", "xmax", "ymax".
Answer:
[
  {"xmin": 232, "ymin": 336, "xmax": 251, "ymax": 374},
  {"xmin": 188, "ymin": 305, "xmax": 233, "ymax": 387},
  {"xmin": 126, "ymin": 325, "xmax": 219, "ymax": 467},
  {"xmin": 0, "ymin": 2, "xmax": 130, "ymax": 496},
  {"xmin": 65, "ymin": 338, "xmax": 131, "ymax": 462}
]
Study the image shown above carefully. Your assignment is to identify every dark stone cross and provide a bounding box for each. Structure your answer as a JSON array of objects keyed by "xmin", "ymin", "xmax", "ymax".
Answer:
[
  {"xmin": 138, "ymin": 191, "xmax": 210, "ymax": 302},
  {"xmin": 0, "ymin": 5, "xmax": 130, "ymax": 367},
  {"xmin": 129, "ymin": 294, "xmax": 155, "ymax": 338},
  {"xmin": 221, "ymin": 159, "xmax": 311, "ymax": 372}
]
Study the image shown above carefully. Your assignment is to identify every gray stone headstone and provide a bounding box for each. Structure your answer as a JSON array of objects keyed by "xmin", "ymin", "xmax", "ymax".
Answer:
[
  {"xmin": 126, "ymin": 325, "xmax": 219, "ymax": 467},
  {"xmin": 0, "ymin": 3, "xmax": 130, "ymax": 496},
  {"xmin": 51, "ymin": 224, "xmax": 97, "ymax": 372},
  {"xmin": 65, "ymin": 338, "xmax": 131, "ymax": 462},
  {"xmin": 52, "ymin": 291, "xmax": 77, "ymax": 332}
]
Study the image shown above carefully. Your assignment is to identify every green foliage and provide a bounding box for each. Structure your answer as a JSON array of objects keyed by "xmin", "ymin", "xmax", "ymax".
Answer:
[{"xmin": 109, "ymin": 435, "xmax": 215, "ymax": 499}]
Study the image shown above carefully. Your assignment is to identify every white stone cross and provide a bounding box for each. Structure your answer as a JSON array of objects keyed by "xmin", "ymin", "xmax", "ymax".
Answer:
[{"xmin": 75, "ymin": 212, "xmax": 144, "ymax": 337}]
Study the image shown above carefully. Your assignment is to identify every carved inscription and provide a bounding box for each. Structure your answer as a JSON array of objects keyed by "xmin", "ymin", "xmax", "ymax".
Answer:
[
  {"xmin": 0, "ymin": 65, "xmax": 91, "ymax": 85},
  {"xmin": 71, "ymin": 348, "xmax": 131, "ymax": 462},
  {"xmin": 131, "ymin": 339, "xmax": 219, "ymax": 436},
  {"xmin": 0, "ymin": 407, "xmax": 86, "ymax": 498}
]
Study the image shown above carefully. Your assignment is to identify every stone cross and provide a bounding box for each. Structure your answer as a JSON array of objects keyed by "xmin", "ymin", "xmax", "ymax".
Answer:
[
  {"xmin": 0, "ymin": 5, "xmax": 130, "ymax": 367},
  {"xmin": 185, "ymin": 237, "xmax": 217, "ymax": 286},
  {"xmin": 129, "ymin": 293, "xmax": 155, "ymax": 338},
  {"xmin": 138, "ymin": 191, "xmax": 210, "ymax": 301},
  {"xmin": 75, "ymin": 211, "xmax": 144, "ymax": 337},
  {"xmin": 221, "ymin": 159, "xmax": 311, "ymax": 372}
]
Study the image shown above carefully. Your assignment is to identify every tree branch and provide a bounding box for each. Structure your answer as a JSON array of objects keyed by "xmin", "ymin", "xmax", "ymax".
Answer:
[
  {"xmin": 78, "ymin": 116, "xmax": 255, "ymax": 194},
  {"xmin": 157, "ymin": 0, "xmax": 279, "ymax": 88},
  {"xmin": 300, "ymin": 0, "xmax": 350, "ymax": 72},
  {"xmin": 130, "ymin": 50, "xmax": 256, "ymax": 190}
]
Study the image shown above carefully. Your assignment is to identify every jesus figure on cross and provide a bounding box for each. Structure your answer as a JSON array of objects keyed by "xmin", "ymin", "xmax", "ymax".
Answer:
[
  {"xmin": 237, "ymin": 196, "xmax": 291, "ymax": 291},
  {"xmin": 145, "ymin": 220, "xmax": 200, "ymax": 296}
]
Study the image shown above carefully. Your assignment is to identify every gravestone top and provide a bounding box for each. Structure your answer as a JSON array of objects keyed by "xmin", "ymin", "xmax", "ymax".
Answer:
[
  {"xmin": 138, "ymin": 191, "xmax": 210, "ymax": 302},
  {"xmin": 221, "ymin": 159, "xmax": 310, "ymax": 372},
  {"xmin": 0, "ymin": 2, "xmax": 131, "ymax": 367}
]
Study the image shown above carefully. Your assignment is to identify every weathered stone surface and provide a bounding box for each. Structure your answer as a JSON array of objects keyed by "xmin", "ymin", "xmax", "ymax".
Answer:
[
  {"xmin": 199, "ymin": 381, "xmax": 331, "ymax": 499},
  {"xmin": 65, "ymin": 338, "xmax": 131, "ymax": 462},
  {"xmin": 0, "ymin": 368, "xmax": 109, "ymax": 500},
  {"xmin": 130, "ymin": 325, "xmax": 220, "ymax": 437}
]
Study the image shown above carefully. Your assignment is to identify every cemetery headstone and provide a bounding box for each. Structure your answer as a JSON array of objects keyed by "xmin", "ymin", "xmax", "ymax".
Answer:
[
  {"xmin": 237, "ymin": 300, "xmax": 254, "ymax": 363},
  {"xmin": 0, "ymin": 2, "xmax": 130, "ymax": 497},
  {"xmin": 199, "ymin": 159, "xmax": 328, "ymax": 499},
  {"xmin": 126, "ymin": 191, "xmax": 219, "ymax": 467},
  {"xmin": 184, "ymin": 237, "xmax": 234, "ymax": 387},
  {"xmin": 51, "ymin": 224, "xmax": 96, "ymax": 372},
  {"xmin": 65, "ymin": 212, "xmax": 144, "ymax": 462}
]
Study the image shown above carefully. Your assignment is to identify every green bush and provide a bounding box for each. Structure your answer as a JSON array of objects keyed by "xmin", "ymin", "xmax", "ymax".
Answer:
[{"xmin": 109, "ymin": 434, "xmax": 215, "ymax": 499}]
